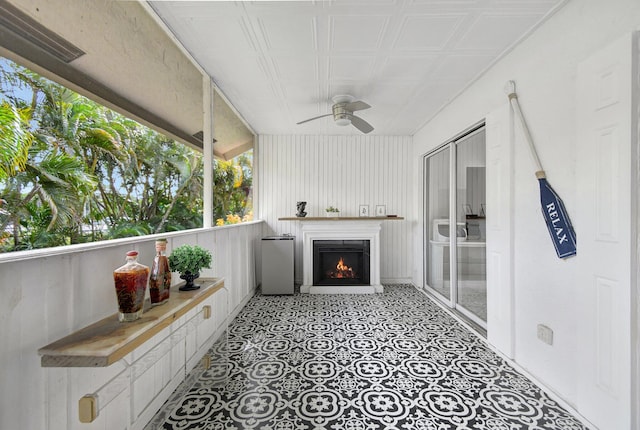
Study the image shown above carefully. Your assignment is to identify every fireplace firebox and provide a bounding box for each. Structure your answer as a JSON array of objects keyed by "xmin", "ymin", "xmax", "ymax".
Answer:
[{"xmin": 313, "ymin": 240, "xmax": 370, "ymax": 286}]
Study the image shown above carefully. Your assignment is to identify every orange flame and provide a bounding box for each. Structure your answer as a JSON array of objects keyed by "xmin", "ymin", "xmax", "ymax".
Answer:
[
  {"xmin": 336, "ymin": 257, "xmax": 349, "ymax": 271},
  {"xmin": 328, "ymin": 256, "xmax": 355, "ymax": 279}
]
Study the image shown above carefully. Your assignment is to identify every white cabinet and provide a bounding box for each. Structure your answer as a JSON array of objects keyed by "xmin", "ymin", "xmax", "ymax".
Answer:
[{"xmin": 39, "ymin": 279, "xmax": 228, "ymax": 430}]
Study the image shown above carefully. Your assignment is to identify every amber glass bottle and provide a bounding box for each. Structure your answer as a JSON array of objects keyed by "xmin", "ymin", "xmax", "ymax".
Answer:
[
  {"xmin": 150, "ymin": 239, "xmax": 171, "ymax": 306},
  {"xmin": 113, "ymin": 251, "xmax": 149, "ymax": 322}
]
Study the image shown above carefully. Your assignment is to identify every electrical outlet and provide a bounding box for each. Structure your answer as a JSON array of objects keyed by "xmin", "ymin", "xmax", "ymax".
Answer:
[{"xmin": 537, "ymin": 324, "xmax": 554, "ymax": 345}]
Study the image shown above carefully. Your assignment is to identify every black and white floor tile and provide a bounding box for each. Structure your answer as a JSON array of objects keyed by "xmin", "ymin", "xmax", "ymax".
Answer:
[{"xmin": 146, "ymin": 285, "xmax": 588, "ymax": 430}]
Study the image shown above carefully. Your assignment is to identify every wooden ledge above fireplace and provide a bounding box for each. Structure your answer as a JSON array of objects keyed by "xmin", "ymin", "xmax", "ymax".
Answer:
[{"xmin": 278, "ymin": 216, "xmax": 404, "ymax": 221}]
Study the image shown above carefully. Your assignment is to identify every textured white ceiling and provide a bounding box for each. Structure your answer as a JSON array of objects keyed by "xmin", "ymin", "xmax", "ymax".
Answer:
[{"xmin": 150, "ymin": 0, "xmax": 565, "ymax": 136}]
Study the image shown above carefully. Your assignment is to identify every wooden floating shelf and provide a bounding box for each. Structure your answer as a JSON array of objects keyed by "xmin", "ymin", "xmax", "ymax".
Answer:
[
  {"xmin": 38, "ymin": 278, "xmax": 224, "ymax": 367},
  {"xmin": 278, "ymin": 216, "xmax": 404, "ymax": 221}
]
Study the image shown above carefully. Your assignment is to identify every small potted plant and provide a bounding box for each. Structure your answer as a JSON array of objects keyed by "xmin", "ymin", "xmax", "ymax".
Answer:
[
  {"xmin": 168, "ymin": 244, "xmax": 212, "ymax": 291},
  {"xmin": 325, "ymin": 206, "xmax": 340, "ymax": 217}
]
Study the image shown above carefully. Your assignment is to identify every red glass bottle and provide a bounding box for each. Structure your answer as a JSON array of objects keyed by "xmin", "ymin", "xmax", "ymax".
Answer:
[
  {"xmin": 150, "ymin": 239, "xmax": 171, "ymax": 306},
  {"xmin": 113, "ymin": 250, "xmax": 149, "ymax": 322}
]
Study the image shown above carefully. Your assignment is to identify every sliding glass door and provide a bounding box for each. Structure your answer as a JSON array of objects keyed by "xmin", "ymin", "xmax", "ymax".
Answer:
[
  {"xmin": 424, "ymin": 126, "xmax": 487, "ymax": 328},
  {"xmin": 455, "ymin": 129, "xmax": 487, "ymax": 324},
  {"xmin": 425, "ymin": 146, "xmax": 451, "ymax": 299}
]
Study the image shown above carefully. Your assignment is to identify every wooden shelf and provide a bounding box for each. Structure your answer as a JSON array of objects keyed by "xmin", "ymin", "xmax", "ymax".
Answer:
[
  {"xmin": 278, "ymin": 216, "xmax": 404, "ymax": 221},
  {"xmin": 38, "ymin": 278, "xmax": 224, "ymax": 367}
]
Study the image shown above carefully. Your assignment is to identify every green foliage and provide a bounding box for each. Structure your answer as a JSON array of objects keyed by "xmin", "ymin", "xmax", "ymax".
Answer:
[
  {"xmin": 0, "ymin": 58, "xmax": 253, "ymax": 253},
  {"xmin": 108, "ymin": 221, "xmax": 152, "ymax": 239},
  {"xmin": 168, "ymin": 244, "xmax": 212, "ymax": 275},
  {"xmin": 213, "ymin": 152, "xmax": 253, "ymax": 225},
  {"xmin": 0, "ymin": 101, "xmax": 31, "ymax": 180}
]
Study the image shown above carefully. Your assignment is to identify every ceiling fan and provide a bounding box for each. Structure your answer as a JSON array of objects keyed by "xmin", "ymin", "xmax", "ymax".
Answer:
[{"xmin": 296, "ymin": 95, "xmax": 374, "ymax": 134}]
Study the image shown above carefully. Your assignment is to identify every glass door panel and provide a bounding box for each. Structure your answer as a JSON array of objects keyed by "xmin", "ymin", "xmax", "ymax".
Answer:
[
  {"xmin": 425, "ymin": 147, "xmax": 451, "ymax": 299},
  {"xmin": 455, "ymin": 129, "xmax": 487, "ymax": 323}
]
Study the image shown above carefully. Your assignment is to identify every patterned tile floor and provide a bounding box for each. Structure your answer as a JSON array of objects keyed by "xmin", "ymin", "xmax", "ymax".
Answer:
[{"xmin": 146, "ymin": 285, "xmax": 588, "ymax": 430}]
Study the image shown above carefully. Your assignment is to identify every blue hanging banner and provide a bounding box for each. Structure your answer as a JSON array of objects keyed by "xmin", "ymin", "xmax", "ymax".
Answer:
[{"xmin": 538, "ymin": 178, "xmax": 577, "ymax": 259}]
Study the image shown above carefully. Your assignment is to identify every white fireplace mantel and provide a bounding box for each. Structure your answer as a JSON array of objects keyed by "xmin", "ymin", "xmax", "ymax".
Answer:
[{"xmin": 299, "ymin": 220, "xmax": 383, "ymax": 294}]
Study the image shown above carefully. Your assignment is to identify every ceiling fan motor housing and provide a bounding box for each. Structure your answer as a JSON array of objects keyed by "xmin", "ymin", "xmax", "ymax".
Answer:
[{"xmin": 332, "ymin": 103, "xmax": 352, "ymax": 126}]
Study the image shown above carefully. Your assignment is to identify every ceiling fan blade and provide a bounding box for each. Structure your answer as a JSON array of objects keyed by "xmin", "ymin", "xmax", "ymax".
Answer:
[
  {"xmin": 350, "ymin": 115, "xmax": 374, "ymax": 134},
  {"xmin": 344, "ymin": 100, "xmax": 371, "ymax": 112},
  {"xmin": 296, "ymin": 113, "xmax": 332, "ymax": 125}
]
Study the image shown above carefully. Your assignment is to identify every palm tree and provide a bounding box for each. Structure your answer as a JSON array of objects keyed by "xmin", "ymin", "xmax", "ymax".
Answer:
[
  {"xmin": 153, "ymin": 149, "xmax": 203, "ymax": 233},
  {"xmin": 0, "ymin": 63, "xmax": 98, "ymax": 248},
  {"xmin": 0, "ymin": 142, "xmax": 97, "ymax": 248}
]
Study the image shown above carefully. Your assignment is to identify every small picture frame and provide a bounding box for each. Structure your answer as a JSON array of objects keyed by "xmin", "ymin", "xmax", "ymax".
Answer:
[
  {"xmin": 359, "ymin": 204, "xmax": 369, "ymax": 217},
  {"xmin": 375, "ymin": 205, "xmax": 386, "ymax": 217},
  {"xmin": 463, "ymin": 204, "xmax": 473, "ymax": 216}
]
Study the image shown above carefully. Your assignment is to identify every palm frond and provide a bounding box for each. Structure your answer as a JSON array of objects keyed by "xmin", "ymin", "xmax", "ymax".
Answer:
[{"xmin": 0, "ymin": 102, "xmax": 32, "ymax": 180}]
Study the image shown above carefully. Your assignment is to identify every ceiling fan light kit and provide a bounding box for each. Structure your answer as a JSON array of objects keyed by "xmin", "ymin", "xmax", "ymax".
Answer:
[{"xmin": 297, "ymin": 94, "xmax": 374, "ymax": 134}]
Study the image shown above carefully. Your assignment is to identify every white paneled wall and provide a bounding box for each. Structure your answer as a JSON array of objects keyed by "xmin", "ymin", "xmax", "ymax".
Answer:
[
  {"xmin": 411, "ymin": 2, "xmax": 640, "ymax": 427},
  {"xmin": 0, "ymin": 221, "xmax": 263, "ymax": 430},
  {"xmin": 258, "ymin": 135, "xmax": 413, "ymax": 283}
]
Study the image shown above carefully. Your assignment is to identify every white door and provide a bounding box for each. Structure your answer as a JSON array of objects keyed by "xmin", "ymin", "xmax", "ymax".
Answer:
[{"xmin": 575, "ymin": 32, "xmax": 637, "ymax": 430}]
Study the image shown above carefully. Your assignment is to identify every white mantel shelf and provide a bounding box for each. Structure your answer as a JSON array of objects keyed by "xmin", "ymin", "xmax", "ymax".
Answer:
[{"xmin": 279, "ymin": 216, "xmax": 404, "ymax": 221}]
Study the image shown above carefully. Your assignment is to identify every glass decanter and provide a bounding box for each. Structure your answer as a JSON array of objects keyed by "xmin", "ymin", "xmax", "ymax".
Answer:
[{"xmin": 113, "ymin": 250, "xmax": 150, "ymax": 322}]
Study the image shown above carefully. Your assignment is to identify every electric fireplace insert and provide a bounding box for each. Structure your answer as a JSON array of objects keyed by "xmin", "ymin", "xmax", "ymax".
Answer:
[{"xmin": 313, "ymin": 240, "xmax": 370, "ymax": 286}]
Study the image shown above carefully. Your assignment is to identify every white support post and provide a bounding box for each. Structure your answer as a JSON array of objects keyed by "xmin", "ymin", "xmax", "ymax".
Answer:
[{"xmin": 203, "ymin": 76, "xmax": 214, "ymax": 228}]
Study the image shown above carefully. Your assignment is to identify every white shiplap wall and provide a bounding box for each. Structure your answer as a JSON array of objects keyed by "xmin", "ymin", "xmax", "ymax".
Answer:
[{"xmin": 257, "ymin": 135, "xmax": 413, "ymax": 283}]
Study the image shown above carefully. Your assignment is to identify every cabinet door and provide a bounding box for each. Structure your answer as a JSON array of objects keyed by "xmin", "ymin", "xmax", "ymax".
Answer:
[{"xmin": 197, "ymin": 292, "xmax": 218, "ymax": 349}]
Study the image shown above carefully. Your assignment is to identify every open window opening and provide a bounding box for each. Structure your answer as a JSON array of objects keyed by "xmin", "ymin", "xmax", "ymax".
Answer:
[{"xmin": 0, "ymin": 57, "xmax": 253, "ymax": 253}]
